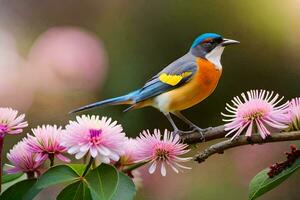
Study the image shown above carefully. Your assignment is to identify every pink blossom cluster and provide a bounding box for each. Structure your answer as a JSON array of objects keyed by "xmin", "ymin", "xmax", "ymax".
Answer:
[
  {"xmin": 2, "ymin": 109, "xmax": 191, "ymax": 178},
  {"xmin": 222, "ymin": 90, "xmax": 300, "ymax": 140},
  {"xmin": 3, "ymin": 90, "xmax": 300, "ymax": 180},
  {"xmin": 7, "ymin": 124, "xmax": 70, "ymax": 175},
  {"xmin": 62, "ymin": 115, "xmax": 192, "ymax": 177},
  {"xmin": 0, "ymin": 107, "xmax": 70, "ymax": 175}
]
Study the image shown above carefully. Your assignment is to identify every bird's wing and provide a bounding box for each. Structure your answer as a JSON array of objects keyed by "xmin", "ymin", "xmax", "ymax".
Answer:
[{"xmin": 133, "ymin": 59, "xmax": 197, "ymax": 103}]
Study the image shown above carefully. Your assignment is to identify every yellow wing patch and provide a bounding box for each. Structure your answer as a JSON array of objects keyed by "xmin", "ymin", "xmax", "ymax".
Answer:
[{"xmin": 159, "ymin": 72, "xmax": 193, "ymax": 86}]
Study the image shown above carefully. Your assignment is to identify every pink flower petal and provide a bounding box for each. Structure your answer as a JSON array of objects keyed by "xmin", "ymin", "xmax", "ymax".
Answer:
[
  {"xmin": 222, "ymin": 90, "xmax": 289, "ymax": 139},
  {"xmin": 0, "ymin": 107, "xmax": 28, "ymax": 136},
  {"xmin": 56, "ymin": 154, "xmax": 71, "ymax": 163},
  {"xmin": 148, "ymin": 162, "xmax": 157, "ymax": 174},
  {"xmin": 160, "ymin": 162, "xmax": 166, "ymax": 176},
  {"xmin": 136, "ymin": 129, "xmax": 191, "ymax": 176},
  {"xmin": 7, "ymin": 140, "xmax": 44, "ymax": 174},
  {"xmin": 63, "ymin": 115, "xmax": 126, "ymax": 163}
]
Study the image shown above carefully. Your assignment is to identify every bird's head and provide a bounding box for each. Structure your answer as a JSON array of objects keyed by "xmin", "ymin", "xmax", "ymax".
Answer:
[{"xmin": 190, "ymin": 33, "xmax": 239, "ymax": 68}]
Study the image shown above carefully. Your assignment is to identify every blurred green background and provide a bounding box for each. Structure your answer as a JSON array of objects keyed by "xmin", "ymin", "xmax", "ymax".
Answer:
[{"xmin": 0, "ymin": 0, "xmax": 300, "ymax": 199}]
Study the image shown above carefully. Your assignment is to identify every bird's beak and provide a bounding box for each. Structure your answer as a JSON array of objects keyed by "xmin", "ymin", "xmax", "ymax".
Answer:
[{"xmin": 221, "ymin": 38, "xmax": 240, "ymax": 46}]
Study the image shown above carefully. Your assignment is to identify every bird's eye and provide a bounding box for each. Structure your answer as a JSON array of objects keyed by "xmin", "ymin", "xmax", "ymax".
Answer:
[{"xmin": 202, "ymin": 40, "xmax": 213, "ymax": 48}]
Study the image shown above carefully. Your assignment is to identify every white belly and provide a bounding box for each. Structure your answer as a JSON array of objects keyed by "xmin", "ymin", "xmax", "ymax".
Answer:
[{"xmin": 153, "ymin": 93, "xmax": 171, "ymax": 113}]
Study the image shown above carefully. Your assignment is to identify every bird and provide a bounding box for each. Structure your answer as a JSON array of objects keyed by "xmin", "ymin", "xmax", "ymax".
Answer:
[{"xmin": 70, "ymin": 33, "xmax": 239, "ymax": 136}]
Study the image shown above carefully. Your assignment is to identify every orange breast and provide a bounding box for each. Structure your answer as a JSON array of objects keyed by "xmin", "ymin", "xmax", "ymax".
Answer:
[{"xmin": 166, "ymin": 58, "xmax": 222, "ymax": 111}]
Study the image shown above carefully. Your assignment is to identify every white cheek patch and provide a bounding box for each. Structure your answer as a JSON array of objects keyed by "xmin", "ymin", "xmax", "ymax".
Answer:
[{"xmin": 205, "ymin": 46, "xmax": 224, "ymax": 70}]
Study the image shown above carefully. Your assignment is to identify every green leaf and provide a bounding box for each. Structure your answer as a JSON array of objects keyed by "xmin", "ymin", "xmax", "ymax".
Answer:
[
  {"xmin": 35, "ymin": 165, "xmax": 80, "ymax": 189},
  {"xmin": 249, "ymin": 158, "xmax": 300, "ymax": 200},
  {"xmin": 67, "ymin": 164, "xmax": 86, "ymax": 176},
  {"xmin": 85, "ymin": 164, "xmax": 119, "ymax": 200},
  {"xmin": 57, "ymin": 181, "xmax": 92, "ymax": 200},
  {"xmin": 2, "ymin": 173, "xmax": 23, "ymax": 184},
  {"xmin": 112, "ymin": 172, "xmax": 136, "ymax": 200},
  {"xmin": 2, "ymin": 174, "xmax": 27, "ymax": 193},
  {"xmin": 0, "ymin": 179, "xmax": 41, "ymax": 200},
  {"xmin": 2, "ymin": 164, "xmax": 24, "ymax": 184}
]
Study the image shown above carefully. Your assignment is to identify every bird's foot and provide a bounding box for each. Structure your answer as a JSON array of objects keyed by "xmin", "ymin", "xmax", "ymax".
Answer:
[
  {"xmin": 172, "ymin": 126, "xmax": 211, "ymax": 141},
  {"xmin": 190, "ymin": 126, "xmax": 212, "ymax": 133},
  {"xmin": 189, "ymin": 126, "xmax": 212, "ymax": 142},
  {"xmin": 172, "ymin": 129, "xmax": 194, "ymax": 137}
]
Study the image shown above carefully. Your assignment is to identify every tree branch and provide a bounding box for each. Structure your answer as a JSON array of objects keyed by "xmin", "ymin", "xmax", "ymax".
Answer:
[
  {"xmin": 179, "ymin": 124, "xmax": 300, "ymax": 164},
  {"xmin": 181, "ymin": 125, "xmax": 226, "ymax": 144},
  {"xmin": 194, "ymin": 131, "xmax": 300, "ymax": 163}
]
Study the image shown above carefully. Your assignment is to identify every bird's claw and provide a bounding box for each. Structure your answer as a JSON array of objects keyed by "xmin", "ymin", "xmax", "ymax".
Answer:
[
  {"xmin": 172, "ymin": 129, "xmax": 194, "ymax": 137},
  {"xmin": 204, "ymin": 126, "xmax": 213, "ymax": 132},
  {"xmin": 191, "ymin": 126, "xmax": 212, "ymax": 133},
  {"xmin": 197, "ymin": 129, "xmax": 205, "ymax": 142},
  {"xmin": 190, "ymin": 126, "xmax": 212, "ymax": 142},
  {"xmin": 172, "ymin": 126, "xmax": 210, "ymax": 142}
]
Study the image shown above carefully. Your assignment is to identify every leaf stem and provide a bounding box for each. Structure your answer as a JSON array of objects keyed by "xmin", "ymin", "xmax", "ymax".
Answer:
[
  {"xmin": 82, "ymin": 154, "xmax": 87, "ymax": 164},
  {"xmin": 26, "ymin": 171, "xmax": 35, "ymax": 179},
  {"xmin": 82, "ymin": 157, "xmax": 94, "ymax": 177},
  {"xmin": 0, "ymin": 136, "xmax": 4, "ymax": 192},
  {"xmin": 49, "ymin": 153, "xmax": 54, "ymax": 167},
  {"xmin": 122, "ymin": 162, "xmax": 148, "ymax": 173}
]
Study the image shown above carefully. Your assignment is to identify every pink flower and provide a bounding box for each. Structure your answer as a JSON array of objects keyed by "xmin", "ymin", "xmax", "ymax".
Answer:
[
  {"xmin": 120, "ymin": 138, "xmax": 139, "ymax": 166},
  {"xmin": 222, "ymin": 90, "xmax": 289, "ymax": 139},
  {"xmin": 7, "ymin": 140, "xmax": 44, "ymax": 174},
  {"xmin": 62, "ymin": 115, "xmax": 126, "ymax": 163},
  {"xmin": 287, "ymin": 98, "xmax": 300, "ymax": 131},
  {"xmin": 135, "ymin": 129, "xmax": 191, "ymax": 177},
  {"xmin": 0, "ymin": 107, "xmax": 28, "ymax": 137},
  {"xmin": 24, "ymin": 125, "xmax": 70, "ymax": 163}
]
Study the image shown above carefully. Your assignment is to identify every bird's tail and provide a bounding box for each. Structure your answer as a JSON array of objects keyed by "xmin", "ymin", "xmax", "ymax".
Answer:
[{"xmin": 69, "ymin": 90, "xmax": 140, "ymax": 114}]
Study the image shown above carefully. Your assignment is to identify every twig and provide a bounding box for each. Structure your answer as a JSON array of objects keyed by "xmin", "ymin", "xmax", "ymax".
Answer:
[
  {"xmin": 82, "ymin": 157, "xmax": 94, "ymax": 177},
  {"xmin": 194, "ymin": 131, "xmax": 300, "ymax": 163},
  {"xmin": 122, "ymin": 162, "xmax": 148, "ymax": 173}
]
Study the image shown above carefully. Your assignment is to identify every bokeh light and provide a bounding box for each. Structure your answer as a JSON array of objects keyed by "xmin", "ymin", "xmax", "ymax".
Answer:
[
  {"xmin": 0, "ymin": 30, "xmax": 34, "ymax": 110},
  {"xmin": 28, "ymin": 26, "xmax": 107, "ymax": 92}
]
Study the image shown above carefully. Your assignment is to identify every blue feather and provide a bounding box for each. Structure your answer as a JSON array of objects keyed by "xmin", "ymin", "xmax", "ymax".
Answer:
[
  {"xmin": 69, "ymin": 90, "xmax": 140, "ymax": 113},
  {"xmin": 191, "ymin": 33, "xmax": 222, "ymax": 48}
]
